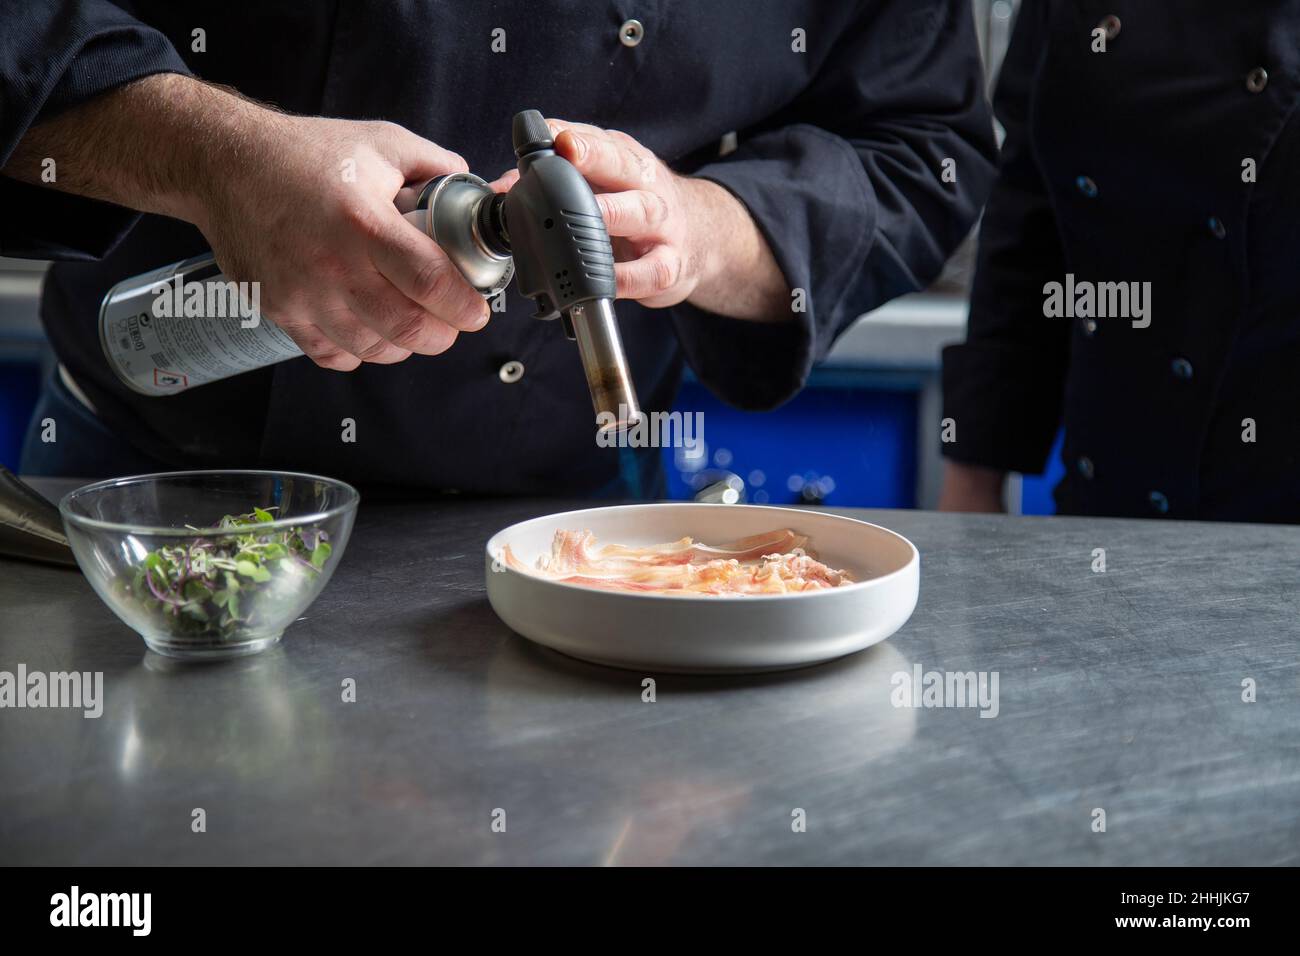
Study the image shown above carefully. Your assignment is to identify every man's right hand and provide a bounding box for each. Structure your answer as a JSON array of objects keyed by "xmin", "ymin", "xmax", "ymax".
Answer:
[{"xmin": 2, "ymin": 73, "xmax": 489, "ymax": 371}]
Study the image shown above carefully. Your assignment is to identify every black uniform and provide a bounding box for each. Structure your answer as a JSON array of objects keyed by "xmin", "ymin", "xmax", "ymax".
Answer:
[
  {"xmin": 943, "ymin": 1, "xmax": 1300, "ymax": 522},
  {"xmin": 2, "ymin": 1, "xmax": 995, "ymax": 496}
]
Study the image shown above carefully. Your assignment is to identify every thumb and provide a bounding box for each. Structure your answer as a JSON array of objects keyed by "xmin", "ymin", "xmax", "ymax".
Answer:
[{"xmin": 487, "ymin": 169, "xmax": 520, "ymax": 194}]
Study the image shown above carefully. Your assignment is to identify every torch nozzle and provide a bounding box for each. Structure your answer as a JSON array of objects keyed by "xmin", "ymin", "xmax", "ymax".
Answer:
[{"xmin": 566, "ymin": 298, "xmax": 641, "ymax": 432}]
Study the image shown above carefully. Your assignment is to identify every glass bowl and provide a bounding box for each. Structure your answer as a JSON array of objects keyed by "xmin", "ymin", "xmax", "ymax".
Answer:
[{"xmin": 60, "ymin": 470, "xmax": 359, "ymax": 660}]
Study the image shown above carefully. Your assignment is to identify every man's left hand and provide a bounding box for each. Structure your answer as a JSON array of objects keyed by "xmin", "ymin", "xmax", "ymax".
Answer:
[{"xmin": 491, "ymin": 119, "xmax": 789, "ymax": 319}]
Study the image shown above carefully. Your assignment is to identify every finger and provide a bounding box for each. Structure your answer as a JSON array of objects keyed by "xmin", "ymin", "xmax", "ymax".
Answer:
[
  {"xmin": 614, "ymin": 245, "xmax": 683, "ymax": 301},
  {"xmin": 268, "ymin": 314, "xmax": 363, "ymax": 372},
  {"xmin": 394, "ymin": 183, "xmax": 425, "ymax": 213},
  {"xmin": 595, "ymin": 189, "xmax": 670, "ymax": 238},
  {"xmin": 366, "ymin": 206, "xmax": 490, "ymax": 332},
  {"xmin": 544, "ymin": 118, "xmax": 607, "ymax": 139},
  {"xmin": 373, "ymin": 121, "xmax": 470, "ymax": 184},
  {"xmin": 553, "ymin": 127, "xmax": 655, "ymax": 190},
  {"xmin": 487, "ymin": 168, "xmax": 520, "ymax": 193},
  {"xmin": 610, "ymin": 235, "xmax": 637, "ymax": 262},
  {"xmin": 310, "ymin": 300, "xmax": 413, "ymax": 364},
  {"xmin": 344, "ymin": 277, "xmax": 460, "ymax": 357}
]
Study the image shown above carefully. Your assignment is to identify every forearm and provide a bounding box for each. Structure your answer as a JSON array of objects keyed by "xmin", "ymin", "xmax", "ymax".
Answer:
[
  {"xmin": 679, "ymin": 176, "xmax": 790, "ymax": 322},
  {"xmin": 1, "ymin": 72, "xmax": 268, "ymax": 229}
]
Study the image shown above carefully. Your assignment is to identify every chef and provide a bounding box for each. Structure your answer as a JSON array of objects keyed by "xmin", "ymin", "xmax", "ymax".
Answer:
[
  {"xmin": 2, "ymin": 1, "xmax": 995, "ymax": 496},
  {"xmin": 940, "ymin": 2, "xmax": 1300, "ymax": 522}
]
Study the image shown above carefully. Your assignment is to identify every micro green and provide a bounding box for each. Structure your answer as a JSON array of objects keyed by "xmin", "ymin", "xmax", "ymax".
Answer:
[{"xmin": 113, "ymin": 507, "xmax": 330, "ymax": 637}]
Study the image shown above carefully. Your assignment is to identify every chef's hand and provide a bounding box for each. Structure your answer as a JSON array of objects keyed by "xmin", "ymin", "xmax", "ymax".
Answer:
[
  {"xmin": 193, "ymin": 103, "xmax": 489, "ymax": 370},
  {"xmin": 937, "ymin": 461, "xmax": 1006, "ymax": 513},
  {"xmin": 492, "ymin": 119, "xmax": 790, "ymax": 321},
  {"xmin": 2, "ymin": 74, "xmax": 488, "ymax": 371}
]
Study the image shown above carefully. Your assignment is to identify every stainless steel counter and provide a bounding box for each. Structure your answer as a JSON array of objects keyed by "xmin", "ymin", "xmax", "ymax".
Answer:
[{"xmin": 2, "ymin": 489, "xmax": 1297, "ymax": 865}]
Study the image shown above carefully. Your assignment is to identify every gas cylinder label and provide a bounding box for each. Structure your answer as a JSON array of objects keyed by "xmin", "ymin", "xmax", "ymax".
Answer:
[{"xmin": 100, "ymin": 257, "xmax": 303, "ymax": 395}]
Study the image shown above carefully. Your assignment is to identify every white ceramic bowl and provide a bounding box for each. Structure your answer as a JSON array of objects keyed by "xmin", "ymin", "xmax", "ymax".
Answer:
[{"xmin": 484, "ymin": 503, "xmax": 919, "ymax": 673}]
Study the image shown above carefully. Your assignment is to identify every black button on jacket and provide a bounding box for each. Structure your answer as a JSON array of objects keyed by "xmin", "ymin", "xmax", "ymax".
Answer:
[
  {"xmin": 1, "ymin": 1, "xmax": 995, "ymax": 495},
  {"xmin": 942, "ymin": 0, "xmax": 1300, "ymax": 522}
]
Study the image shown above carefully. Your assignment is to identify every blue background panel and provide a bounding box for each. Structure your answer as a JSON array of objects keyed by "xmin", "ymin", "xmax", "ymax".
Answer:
[
  {"xmin": 1018, "ymin": 427, "xmax": 1065, "ymax": 516},
  {"xmin": 663, "ymin": 380, "xmax": 918, "ymax": 508}
]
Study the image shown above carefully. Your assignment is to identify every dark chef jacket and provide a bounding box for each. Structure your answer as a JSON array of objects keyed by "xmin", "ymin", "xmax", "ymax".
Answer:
[
  {"xmin": 2, "ymin": 1, "xmax": 995, "ymax": 496},
  {"xmin": 943, "ymin": 1, "xmax": 1300, "ymax": 522}
]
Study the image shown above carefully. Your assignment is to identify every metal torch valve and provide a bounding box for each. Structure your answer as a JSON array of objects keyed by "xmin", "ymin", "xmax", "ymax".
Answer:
[{"xmin": 407, "ymin": 109, "xmax": 642, "ymax": 434}]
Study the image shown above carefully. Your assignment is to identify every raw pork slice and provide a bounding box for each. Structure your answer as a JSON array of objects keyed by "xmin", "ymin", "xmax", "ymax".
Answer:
[{"xmin": 502, "ymin": 528, "xmax": 853, "ymax": 595}]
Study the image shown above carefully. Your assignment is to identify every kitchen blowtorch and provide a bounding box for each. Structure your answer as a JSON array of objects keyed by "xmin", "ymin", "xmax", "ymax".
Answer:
[
  {"xmin": 98, "ymin": 109, "xmax": 642, "ymax": 433},
  {"xmin": 413, "ymin": 110, "xmax": 641, "ymax": 430}
]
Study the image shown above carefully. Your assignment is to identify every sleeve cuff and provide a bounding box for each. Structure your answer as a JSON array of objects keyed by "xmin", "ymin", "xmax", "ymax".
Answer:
[
  {"xmin": 0, "ymin": 178, "xmax": 145, "ymax": 260},
  {"xmin": 668, "ymin": 124, "xmax": 876, "ymax": 410}
]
